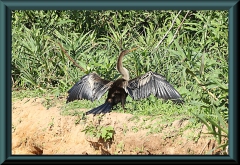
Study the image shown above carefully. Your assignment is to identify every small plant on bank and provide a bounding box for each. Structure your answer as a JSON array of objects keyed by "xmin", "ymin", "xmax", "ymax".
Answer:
[{"xmin": 82, "ymin": 123, "xmax": 115, "ymax": 143}]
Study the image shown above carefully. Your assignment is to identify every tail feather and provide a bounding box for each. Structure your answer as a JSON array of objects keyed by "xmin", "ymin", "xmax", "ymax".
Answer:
[{"xmin": 86, "ymin": 102, "xmax": 113, "ymax": 115}]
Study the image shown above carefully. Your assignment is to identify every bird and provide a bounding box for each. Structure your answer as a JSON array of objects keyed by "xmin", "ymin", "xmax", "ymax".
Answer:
[{"xmin": 66, "ymin": 48, "xmax": 183, "ymax": 115}]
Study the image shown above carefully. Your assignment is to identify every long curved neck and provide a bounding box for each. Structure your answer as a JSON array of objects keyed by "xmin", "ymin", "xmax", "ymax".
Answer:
[{"xmin": 117, "ymin": 50, "xmax": 130, "ymax": 81}]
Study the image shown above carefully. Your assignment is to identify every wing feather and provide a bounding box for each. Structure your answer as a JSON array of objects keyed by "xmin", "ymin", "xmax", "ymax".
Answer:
[
  {"xmin": 66, "ymin": 73, "xmax": 112, "ymax": 103},
  {"xmin": 126, "ymin": 71, "xmax": 183, "ymax": 103}
]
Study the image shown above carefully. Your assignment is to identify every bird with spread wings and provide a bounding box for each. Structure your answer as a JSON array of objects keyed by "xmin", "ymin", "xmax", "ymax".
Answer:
[{"xmin": 66, "ymin": 48, "xmax": 183, "ymax": 115}]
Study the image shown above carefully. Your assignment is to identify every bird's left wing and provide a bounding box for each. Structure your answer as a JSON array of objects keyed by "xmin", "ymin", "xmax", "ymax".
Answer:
[
  {"xmin": 66, "ymin": 73, "xmax": 113, "ymax": 103},
  {"xmin": 126, "ymin": 71, "xmax": 183, "ymax": 103}
]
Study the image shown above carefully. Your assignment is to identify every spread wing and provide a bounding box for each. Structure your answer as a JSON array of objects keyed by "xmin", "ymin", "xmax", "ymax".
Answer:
[
  {"xmin": 66, "ymin": 73, "xmax": 113, "ymax": 103},
  {"xmin": 126, "ymin": 71, "xmax": 183, "ymax": 103}
]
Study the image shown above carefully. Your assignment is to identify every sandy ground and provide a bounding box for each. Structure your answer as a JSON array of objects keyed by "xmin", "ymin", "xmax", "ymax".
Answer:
[{"xmin": 12, "ymin": 97, "xmax": 227, "ymax": 155}]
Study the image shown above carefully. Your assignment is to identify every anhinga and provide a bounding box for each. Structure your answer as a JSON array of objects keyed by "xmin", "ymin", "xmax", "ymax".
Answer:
[{"xmin": 66, "ymin": 48, "xmax": 183, "ymax": 115}]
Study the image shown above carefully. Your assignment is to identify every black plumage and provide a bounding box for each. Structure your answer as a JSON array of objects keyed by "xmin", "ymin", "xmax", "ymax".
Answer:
[{"xmin": 66, "ymin": 48, "xmax": 183, "ymax": 115}]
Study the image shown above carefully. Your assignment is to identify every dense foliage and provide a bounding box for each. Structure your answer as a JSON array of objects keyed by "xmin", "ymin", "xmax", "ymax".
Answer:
[{"xmin": 12, "ymin": 10, "xmax": 228, "ymax": 151}]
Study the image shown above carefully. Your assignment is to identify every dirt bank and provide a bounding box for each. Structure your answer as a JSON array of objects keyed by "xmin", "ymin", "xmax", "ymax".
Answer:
[{"xmin": 12, "ymin": 97, "xmax": 227, "ymax": 155}]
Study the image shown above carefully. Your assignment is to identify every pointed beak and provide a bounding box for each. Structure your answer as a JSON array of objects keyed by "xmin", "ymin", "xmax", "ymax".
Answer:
[{"xmin": 129, "ymin": 47, "xmax": 138, "ymax": 52}]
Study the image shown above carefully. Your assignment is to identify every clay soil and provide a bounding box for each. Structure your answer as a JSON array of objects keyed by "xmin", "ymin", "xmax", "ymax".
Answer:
[{"xmin": 12, "ymin": 97, "xmax": 227, "ymax": 155}]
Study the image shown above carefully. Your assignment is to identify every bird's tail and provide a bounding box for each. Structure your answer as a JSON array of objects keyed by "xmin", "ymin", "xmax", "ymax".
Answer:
[{"xmin": 85, "ymin": 102, "xmax": 113, "ymax": 115}]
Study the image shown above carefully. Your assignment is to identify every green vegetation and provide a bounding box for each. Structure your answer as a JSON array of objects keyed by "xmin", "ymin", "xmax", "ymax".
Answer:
[
  {"xmin": 82, "ymin": 122, "xmax": 115, "ymax": 143},
  {"xmin": 12, "ymin": 10, "xmax": 228, "ymax": 152}
]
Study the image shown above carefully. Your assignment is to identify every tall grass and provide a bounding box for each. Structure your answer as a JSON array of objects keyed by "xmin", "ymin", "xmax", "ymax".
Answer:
[{"xmin": 12, "ymin": 10, "xmax": 228, "ymax": 152}]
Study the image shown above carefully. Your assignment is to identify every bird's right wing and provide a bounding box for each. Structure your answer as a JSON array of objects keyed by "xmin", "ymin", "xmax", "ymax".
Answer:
[
  {"xmin": 126, "ymin": 71, "xmax": 183, "ymax": 103},
  {"xmin": 66, "ymin": 73, "xmax": 113, "ymax": 103}
]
